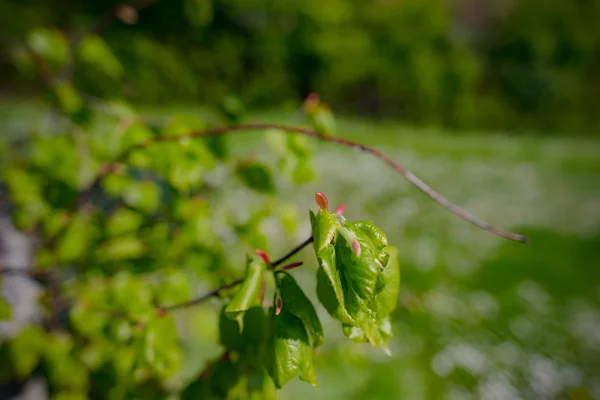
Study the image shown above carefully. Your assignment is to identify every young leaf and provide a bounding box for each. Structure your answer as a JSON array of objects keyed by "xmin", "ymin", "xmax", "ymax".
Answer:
[
  {"xmin": 309, "ymin": 209, "xmax": 338, "ymax": 253},
  {"xmin": 375, "ymin": 246, "xmax": 401, "ymax": 319},
  {"xmin": 275, "ymin": 271, "xmax": 324, "ymax": 348},
  {"xmin": 235, "ymin": 162, "xmax": 275, "ymax": 194},
  {"xmin": 225, "ymin": 257, "xmax": 266, "ymax": 330},
  {"xmin": 264, "ymin": 310, "xmax": 317, "ymax": 389}
]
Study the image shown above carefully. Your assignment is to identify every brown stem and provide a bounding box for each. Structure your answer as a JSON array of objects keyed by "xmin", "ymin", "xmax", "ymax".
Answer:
[{"xmin": 83, "ymin": 123, "xmax": 529, "ymax": 243}]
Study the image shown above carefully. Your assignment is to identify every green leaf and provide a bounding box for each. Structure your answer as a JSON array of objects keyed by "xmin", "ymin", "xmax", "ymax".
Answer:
[
  {"xmin": 8, "ymin": 326, "xmax": 46, "ymax": 379},
  {"xmin": 375, "ymin": 246, "xmax": 400, "ymax": 319},
  {"xmin": 315, "ymin": 245, "xmax": 352, "ymax": 323},
  {"xmin": 110, "ymin": 272, "xmax": 153, "ymax": 318},
  {"xmin": 349, "ymin": 221, "xmax": 389, "ymax": 251},
  {"xmin": 154, "ymin": 270, "xmax": 191, "ymax": 306},
  {"xmin": 57, "ymin": 213, "xmax": 92, "ymax": 263},
  {"xmin": 235, "ymin": 162, "xmax": 275, "ymax": 194},
  {"xmin": 123, "ymin": 181, "xmax": 160, "ymax": 213},
  {"xmin": 309, "ymin": 106, "xmax": 336, "ymax": 135},
  {"xmin": 54, "ymin": 82, "xmax": 82, "ymax": 114},
  {"xmin": 264, "ymin": 310, "xmax": 317, "ymax": 389},
  {"xmin": 0, "ymin": 298, "xmax": 11, "ymax": 320},
  {"xmin": 26, "ymin": 28, "xmax": 68, "ymax": 67},
  {"xmin": 106, "ymin": 208, "xmax": 143, "ymax": 236},
  {"xmin": 184, "ymin": 0, "xmax": 214, "ymax": 27},
  {"xmin": 44, "ymin": 333, "xmax": 88, "ymax": 390},
  {"xmin": 79, "ymin": 34, "xmax": 123, "ymax": 78},
  {"xmin": 275, "ymin": 271, "xmax": 323, "ymax": 348},
  {"xmin": 309, "ymin": 209, "xmax": 338, "ymax": 253},
  {"xmin": 219, "ymin": 306, "xmax": 244, "ymax": 351},
  {"xmin": 225, "ymin": 257, "xmax": 266, "ymax": 330},
  {"xmin": 138, "ymin": 314, "xmax": 183, "ymax": 380},
  {"xmin": 292, "ymin": 159, "xmax": 316, "ymax": 185},
  {"xmin": 96, "ymin": 236, "xmax": 145, "ymax": 262}
]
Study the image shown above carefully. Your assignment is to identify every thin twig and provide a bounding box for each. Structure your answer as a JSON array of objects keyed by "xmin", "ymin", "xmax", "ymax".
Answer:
[
  {"xmin": 158, "ymin": 236, "xmax": 315, "ymax": 313},
  {"xmin": 83, "ymin": 123, "xmax": 529, "ymax": 243}
]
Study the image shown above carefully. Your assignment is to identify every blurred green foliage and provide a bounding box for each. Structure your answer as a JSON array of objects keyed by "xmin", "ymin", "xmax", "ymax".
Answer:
[{"xmin": 2, "ymin": 0, "xmax": 600, "ymax": 132}]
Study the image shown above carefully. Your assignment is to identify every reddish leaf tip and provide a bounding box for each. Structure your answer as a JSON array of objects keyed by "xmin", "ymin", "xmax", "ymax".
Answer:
[
  {"xmin": 315, "ymin": 192, "xmax": 329, "ymax": 211},
  {"xmin": 255, "ymin": 249, "xmax": 270, "ymax": 264},
  {"xmin": 352, "ymin": 239, "xmax": 361, "ymax": 257},
  {"xmin": 334, "ymin": 204, "xmax": 346, "ymax": 215},
  {"xmin": 156, "ymin": 308, "xmax": 167, "ymax": 318}
]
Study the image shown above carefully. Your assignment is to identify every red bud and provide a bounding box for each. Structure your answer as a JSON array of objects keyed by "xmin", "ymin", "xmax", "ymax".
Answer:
[
  {"xmin": 156, "ymin": 308, "xmax": 167, "ymax": 318},
  {"xmin": 334, "ymin": 204, "xmax": 346, "ymax": 215},
  {"xmin": 315, "ymin": 192, "xmax": 329, "ymax": 211},
  {"xmin": 351, "ymin": 239, "xmax": 361, "ymax": 257},
  {"xmin": 255, "ymin": 249, "xmax": 270, "ymax": 264},
  {"xmin": 282, "ymin": 261, "xmax": 304, "ymax": 271},
  {"xmin": 275, "ymin": 297, "xmax": 283, "ymax": 316}
]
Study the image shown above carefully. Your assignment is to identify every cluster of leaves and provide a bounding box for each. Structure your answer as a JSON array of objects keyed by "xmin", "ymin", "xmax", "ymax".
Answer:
[
  {"xmin": 0, "ymin": 4, "xmax": 404, "ymax": 398},
  {"xmin": 182, "ymin": 197, "xmax": 400, "ymax": 397}
]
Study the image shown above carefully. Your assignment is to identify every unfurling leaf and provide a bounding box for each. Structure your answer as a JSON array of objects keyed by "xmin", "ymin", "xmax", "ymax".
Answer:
[
  {"xmin": 310, "ymin": 206, "xmax": 399, "ymax": 350},
  {"xmin": 225, "ymin": 256, "xmax": 266, "ymax": 330}
]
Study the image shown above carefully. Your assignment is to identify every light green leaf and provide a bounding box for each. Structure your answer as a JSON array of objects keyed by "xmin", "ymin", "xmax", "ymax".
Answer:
[
  {"xmin": 309, "ymin": 209, "xmax": 338, "ymax": 253},
  {"xmin": 57, "ymin": 213, "xmax": 92, "ymax": 263},
  {"xmin": 154, "ymin": 271, "xmax": 191, "ymax": 306},
  {"xmin": 225, "ymin": 257, "xmax": 266, "ymax": 330},
  {"xmin": 139, "ymin": 314, "xmax": 183, "ymax": 380},
  {"xmin": 79, "ymin": 34, "xmax": 123, "ymax": 78},
  {"xmin": 106, "ymin": 208, "xmax": 143, "ymax": 236},
  {"xmin": 235, "ymin": 162, "xmax": 275, "ymax": 194},
  {"xmin": 375, "ymin": 246, "xmax": 401, "ymax": 319},
  {"xmin": 110, "ymin": 272, "xmax": 153, "ymax": 318},
  {"xmin": 8, "ymin": 326, "xmax": 46, "ymax": 379},
  {"xmin": 54, "ymin": 82, "xmax": 82, "ymax": 114},
  {"xmin": 276, "ymin": 271, "xmax": 323, "ymax": 348},
  {"xmin": 123, "ymin": 181, "xmax": 160, "ymax": 213},
  {"xmin": 97, "ymin": 236, "xmax": 145, "ymax": 262}
]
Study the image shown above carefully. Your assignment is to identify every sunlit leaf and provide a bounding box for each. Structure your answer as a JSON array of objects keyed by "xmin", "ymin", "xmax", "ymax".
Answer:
[{"xmin": 225, "ymin": 257, "xmax": 266, "ymax": 330}]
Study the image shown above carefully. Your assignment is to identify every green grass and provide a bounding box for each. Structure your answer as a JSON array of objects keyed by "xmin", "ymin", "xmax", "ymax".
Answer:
[{"xmin": 3, "ymin": 104, "xmax": 600, "ymax": 399}]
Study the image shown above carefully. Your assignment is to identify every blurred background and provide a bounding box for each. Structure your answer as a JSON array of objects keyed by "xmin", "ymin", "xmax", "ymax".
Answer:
[{"xmin": 1, "ymin": 0, "xmax": 599, "ymax": 399}]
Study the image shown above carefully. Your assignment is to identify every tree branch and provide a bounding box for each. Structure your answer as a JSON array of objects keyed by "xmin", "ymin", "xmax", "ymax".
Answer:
[
  {"xmin": 158, "ymin": 236, "xmax": 314, "ymax": 313},
  {"xmin": 83, "ymin": 122, "xmax": 529, "ymax": 243}
]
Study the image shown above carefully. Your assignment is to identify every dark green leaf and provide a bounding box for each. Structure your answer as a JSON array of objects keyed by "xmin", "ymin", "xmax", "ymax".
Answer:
[
  {"xmin": 235, "ymin": 162, "xmax": 275, "ymax": 194},
  {"xmin": 219, "ymin": 306, "xmax": 244, "ymax": 351},
  {"xmin": 264, "ymin": 310, "xmax": 317, "ymax": 389},
  {"xmin": 276, "ymin": 271, "xmax": 323, "ymax": 348},
  {"xmin": 315, "ymin": 245, "xmax": 352, "ymax": 323}
]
